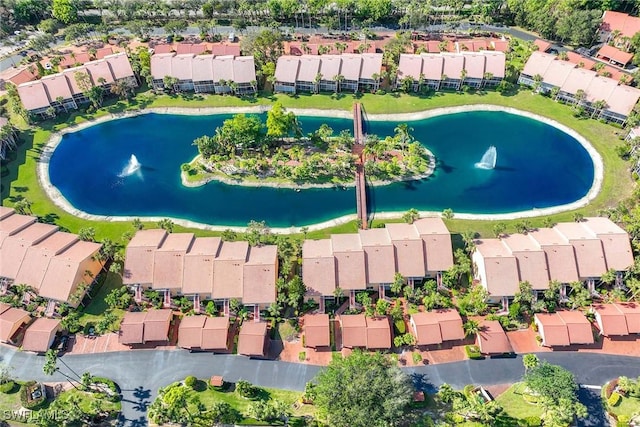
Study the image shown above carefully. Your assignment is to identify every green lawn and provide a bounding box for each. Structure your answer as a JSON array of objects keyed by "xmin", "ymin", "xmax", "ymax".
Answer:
[
  {"xmin": 52, "ymin": 388, "xmax": 121, "ymax": 414},
  {"xmin": 606, "ymin": 393, "xmax": 640, "ymax": 420},
  {"xmin": 495, "ymin": 383, "xmax": 544, "ymax": 426},
  {"xmin": 0, "ymin": 382, "xmax": 120, "ymax": 427},
  {"xmin": 78, "ymin": 272, "xmax": 125, "ymax": 328},
  {"xmin": 1, "ymin": 87, "xmax": 632, "ymax": 241},
  {"xmin": 174, "ymin": 381, "xmax": 314, "ymax": 425}
]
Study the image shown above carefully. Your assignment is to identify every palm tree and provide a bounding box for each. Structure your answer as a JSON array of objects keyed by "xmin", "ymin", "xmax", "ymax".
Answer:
[
  {"xmin": 333, "ymin": 74, "xmax": 344, "ymax": 93},
  {"xmin": 314, "ymin": 72, "xmax": 323, "ymax": 93},
  {"xmin": 620, "ymin": 74, "xmax": 630, "ymax": 85},
  {"xmin": 463, "ymin": 320, "xmax": 480, "ymax": 338},
  {"xmin": 532, "ymin": 74, "xmax": 543, "ymax": 92},
  {"xmin": 591, "ymin": 99, "xmax": 608, "ymax": 119},
  {"xmin": 55, "ymin": 96, "xmax": 67, "ymax": 112},
  {"xmin": 574, "ymin": 89, "xmax": 586, "ymax": 106},
  {"xmin": 0, "ymin": 123, "xmax": 18, "ymax": 160},
  {"xmin": 13, "ymin": 198, "xmax": 32, "ymax": 215},
  {"xmin": 482, "ymin": 72, "xmax": 493, "ymax": 88},
  {"xmin": 394, "ymin": 123, "xmax": 414, "ymax": 149},
  {"xmin": 43, "ymin": 350, "xmax": 81, "ymax": 389}
]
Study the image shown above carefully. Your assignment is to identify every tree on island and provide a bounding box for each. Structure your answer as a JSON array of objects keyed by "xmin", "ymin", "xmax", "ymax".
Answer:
[
  {"xmin": 313, "ymin": 350, "xmax": 413, "ymax": 427},
  {"xmin": 266, "ymin": 102, "xmax": 301, "ymax": 139}
]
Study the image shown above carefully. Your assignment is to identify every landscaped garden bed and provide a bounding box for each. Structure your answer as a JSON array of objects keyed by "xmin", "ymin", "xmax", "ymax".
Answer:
[
  {"xmin": 602, "ymin": 377, "xmax": 640, "ymax": 426},
  {"xmin": 149, "ymin": 377, "xmax": 314, "ymax": 426},
  {"xmin": 494, "ymin": 382, "xmax": 543, "ymax": 426}
]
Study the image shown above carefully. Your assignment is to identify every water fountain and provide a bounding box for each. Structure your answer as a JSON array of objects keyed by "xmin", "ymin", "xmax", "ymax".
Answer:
[
  {"xmin": 118, "ymin": 154, "xmax": 141, "ymax": 177},
  {"xmin": 475, "ymin": 146, "xmax": 497, "ymax": 170}
]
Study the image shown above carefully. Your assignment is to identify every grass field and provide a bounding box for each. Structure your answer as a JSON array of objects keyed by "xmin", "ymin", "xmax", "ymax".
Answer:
[
  {"xmin": 159, "ymin": 380, "xmax": 314, "ymax": 425},
  {"xmin": 78, "ymin": 272, "xmax": 125, "ymax": 328},
  {"xmin": 495, "ymin": 382, "xmax": 544, "ymax": 425},
  {"xmin": 1, "ymin": 87, "xmax": 632, "ymax": 241}
]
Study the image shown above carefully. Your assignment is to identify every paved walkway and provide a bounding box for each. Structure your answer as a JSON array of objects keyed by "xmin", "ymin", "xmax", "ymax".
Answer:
[{"xmin": 2, "ymin": 346, "xmax": 639, "ymax": 426}]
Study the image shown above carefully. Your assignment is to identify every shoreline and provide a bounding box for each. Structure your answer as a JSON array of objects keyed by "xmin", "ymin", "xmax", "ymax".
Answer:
[{"xmin": 37, "ymin": 104, "xmax": 604, "ymax": 233}]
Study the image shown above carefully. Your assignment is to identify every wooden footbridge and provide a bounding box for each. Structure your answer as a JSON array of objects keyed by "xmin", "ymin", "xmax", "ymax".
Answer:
[{"xmin": 353, "ymin": 103, "xmax": 368, "ymax": 229}]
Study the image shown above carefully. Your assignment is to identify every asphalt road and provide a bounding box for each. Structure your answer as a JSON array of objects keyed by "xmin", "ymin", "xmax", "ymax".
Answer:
[{"xmin": 2, "ymin": 347, "xmax": 638, "ymax": 426}]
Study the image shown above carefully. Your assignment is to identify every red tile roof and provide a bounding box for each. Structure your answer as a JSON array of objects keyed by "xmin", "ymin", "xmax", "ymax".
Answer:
[
  {"xmin": 237, "ymin": 321, "xmax": 268, "ymax": 357},
  {"xmin": 596, "ymin": 45, "xmax": 633, "ymax": 66},
  {"xmin": 365, "ymin": 316, "xmax": 392, "ymax": 349},
  {"xmin": 534, "ymin": 39, "xmax": 552, "ymax": 53},
  {"xmin": 340, "ymin": 314, "xmax": 367, "ymax": 348},
  {"xmin": 304, "ymin": 314, "xmax": 330, "ymax": 348},
  {"xmin": 22, "ymin": 318, "xmax": 60, "ymax": 353},
  {"xmin": 601, "ymin": 11, "xmax": 640, "ymax": 39},
  {"xmin": 476, "ymin": 320, "xmax": 513, "ymax": 354}
]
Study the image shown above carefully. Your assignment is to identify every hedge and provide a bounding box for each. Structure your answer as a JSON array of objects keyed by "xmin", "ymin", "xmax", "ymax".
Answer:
[
  {"xmin": 91, "ymin": 376, "xmax": 121, "ymax": 402},
  {"xmin": 0, "ymin": 381, "xmax": 16, "ymax": 393},
  {"xmin": 523, "ymin": 416, "xmax": 542, "ymax": 427},
  {"xmin": 184, "ymin": 376, "xmax": 197, "ymax": 389},
  {"xmin": 608, "ymin": 392, "xmax": 622, "ymax": 407},
  {"xmin": 465, "ymin": 345, "xmax": 483, "ymax": 360}
]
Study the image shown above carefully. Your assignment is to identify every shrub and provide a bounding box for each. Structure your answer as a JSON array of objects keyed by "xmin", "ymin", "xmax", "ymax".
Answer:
[
  {"xmin": 412, "ymin": 352, "xmax": 423, "ymax": 365},
  {"xmin": 298, "ymin": 351, "xmax": 306, "ymax": 362},
  {"xmin": 465, "ymin": 345, "xmax": 483, "ymax": 360},
  {"xmin": 184, "ymin": 376, "xmax": 197, "ymax": 389},
  {"xmin": 91, "ymin": 376, "xmax": 120, "ymax": 401},
  {"xmin": 0, "ymin": 381, "xmax": 16, "ymax": 393},
  {"xmin": 617, "ymin": 415, "xmax": 630, "ymax": 425},
  {"xmin": 523, "ymin": 416, "xmax": 542, "ymax": 426},
  {"xmin": 236, "ymin": 380, "xmax": 258, "ymax": 399},
  {"xmin": 608, "ymin": 392, "xmax": 622, "ymax": 407},
  {"xmin": 394, "ymin": 319, "xmax": 406, "ymax": 334},
  {"xmin": 463, "ymin": 384, "xmax": 475, "ymax": 398}
]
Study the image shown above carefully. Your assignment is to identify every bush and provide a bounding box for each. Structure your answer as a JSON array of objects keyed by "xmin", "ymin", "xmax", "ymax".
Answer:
[
  {"xmin": 0, "ymin": 381, "xmax": 16, "ymax": 393},
  {"xmin": 617, "ymin": 415, "xmax": 630, "ymax": 426},
  {"xmin": 91, "ymin": 376, "xmax": 120, "ymax": 401},
  {"xmin": 523, "ymin": 416, "xmax": 542, "ymax": 426},
  {"xmin": 412, "ymin": 352, "xmax": 423, "ymax": 365},
  {"xmin": 236, "ymin": 380, "xmax": 258, "ymax": 399},
  {"xmin": 605, "ymin": 379, "xmax": 618, "ymax": 399},
  {"xmin": 465, "ymin": 345, "xmax": 483, "ymax": 360},
  {"xmin": 185, "ymin": 376, "xmax": 197, "ymax": 389},
  {"xmin": 608, "ymin": 392, "xmax": 622, "ymax": 407},
  {"xmin": 394, "ymin": 319, "xmax": 406, "ymax": 334},
  {"xmin": 463, "ymin": 384, "xmax": 475, "ymax": 398}
]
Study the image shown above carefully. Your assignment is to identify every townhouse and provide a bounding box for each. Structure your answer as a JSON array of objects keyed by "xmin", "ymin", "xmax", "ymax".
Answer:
[
  {"xmin": 518, "ymin": 51, "xmax": 640, "ymax": 124},
  {"xmin": 396, "ymin": 51, "xmax": 505, "ymax": 92},
  {"xmin": 150, "ymin": 53, "xmax": 257, "ymax": 95},
  {"xmin": 273, "ymin": 53, "xmax": 383, "ymax": 94},
  {"xmin": 0, "ymin": 207, "xmax": 103, "ymax": 311},
  {"xmin": 17, "ymin": 52, "xmax": 137, "ymax": 118},
  {"xmin": 302, "ymin": 217, "xmax": 454, "ymax": 311},
  {"xmin": 472, "ymin": 217, "xmax": 633, "ymax": 308},
  {"xmin": 122, "ymin": 230, "xmax": 278, "ymax": 319}
]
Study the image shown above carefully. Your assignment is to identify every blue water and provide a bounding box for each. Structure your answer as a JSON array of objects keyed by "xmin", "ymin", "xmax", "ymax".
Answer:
[{"xmin": 48, "ymin": 111, "xmax": 595, "ymax": 227}]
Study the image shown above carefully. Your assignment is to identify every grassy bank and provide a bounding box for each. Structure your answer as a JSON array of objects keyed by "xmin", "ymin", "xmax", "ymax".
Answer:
[{"xmin": 1, "ymin": 87, "xmax": 631, "ymax": 240}]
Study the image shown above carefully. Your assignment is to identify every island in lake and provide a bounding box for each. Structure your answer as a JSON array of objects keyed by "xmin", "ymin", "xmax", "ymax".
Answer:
[{"xmin": 181, "ymin": 103, "xmax": 435, "ymax": 189}]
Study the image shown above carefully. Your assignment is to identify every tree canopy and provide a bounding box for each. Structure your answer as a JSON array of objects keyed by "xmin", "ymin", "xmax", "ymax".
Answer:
[
  {"xmin": 313, "ymin": 350, "xmax": 413, "ymax": 427},
  {"xmin": 523, "ymin": 360, "xmax": 587, "ymax": 426}
]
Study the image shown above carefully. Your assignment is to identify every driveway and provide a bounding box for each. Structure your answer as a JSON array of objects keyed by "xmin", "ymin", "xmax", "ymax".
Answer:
[{"xmin": 2, "ymin": 348, "xmax": 638, "ymax": 426}]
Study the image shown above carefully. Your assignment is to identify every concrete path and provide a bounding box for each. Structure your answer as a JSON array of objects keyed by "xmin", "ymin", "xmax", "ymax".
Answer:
[{"xmin": 2, "ymin": 347, "xmax": 638, "ymax": 426}]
